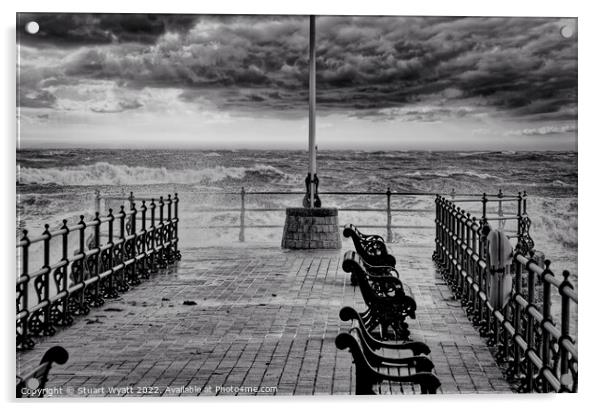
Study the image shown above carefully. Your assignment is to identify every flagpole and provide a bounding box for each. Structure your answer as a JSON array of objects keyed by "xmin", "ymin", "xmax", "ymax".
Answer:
[{"xmin": 308, "ymin": 15, "xmax": 316, "ymax": 208}]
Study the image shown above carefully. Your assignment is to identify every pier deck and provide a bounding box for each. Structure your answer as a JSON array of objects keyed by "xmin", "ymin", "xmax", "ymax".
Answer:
[{"xmin": 16, "ymin": 243, "xmax": 513, "ymax": 396}]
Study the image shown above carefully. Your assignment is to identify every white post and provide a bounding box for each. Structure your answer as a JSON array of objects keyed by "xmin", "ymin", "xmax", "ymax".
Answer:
[
  {"xmin": 94, "ymin": 189, "xmax": 101, "ymax": 214},
  {"xmin": 308, "ymin": 15, "xmax": 316, "ymax": 208}
]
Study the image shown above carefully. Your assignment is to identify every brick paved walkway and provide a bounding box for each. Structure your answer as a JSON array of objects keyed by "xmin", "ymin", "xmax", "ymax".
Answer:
[{"xmin": 16, "ymin": 242, "xmax": 513, "ymax": 396}]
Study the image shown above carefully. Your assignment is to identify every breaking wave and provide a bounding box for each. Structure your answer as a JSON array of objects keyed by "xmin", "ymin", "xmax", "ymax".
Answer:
[
  {"xmin": 17, "ymin": 162, "xmax": 297, "ymax": 186},
  {"xmin": 405, "ymin": 170, "xmax": 503, "ymax": 181}
]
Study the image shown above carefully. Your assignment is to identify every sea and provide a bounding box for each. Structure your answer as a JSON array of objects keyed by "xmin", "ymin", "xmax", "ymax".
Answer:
[{"xmin": 16, "ymin": 149, "xmax": 577, "ymax": 288}]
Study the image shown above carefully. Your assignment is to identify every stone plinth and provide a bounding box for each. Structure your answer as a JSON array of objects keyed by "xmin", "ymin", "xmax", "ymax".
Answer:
[{"xmin": 281, "ymin": 207, "xmax": 342, "ymax": 249}]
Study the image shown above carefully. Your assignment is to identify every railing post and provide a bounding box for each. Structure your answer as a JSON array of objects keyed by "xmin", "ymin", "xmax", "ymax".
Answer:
[
  {"xmin": 523, "ymin": 255, "xmax": 537, "ymax": 392},
  {"xmin": 166, "ymin": 194, "xmax": 173, "ymax": 263},
  {"xmin": 158, "ymin": 196, "xmax": 166, "ymax": 268},
  {"xmin": 559, "ymin": 270, "xmax": 573, "ymax": 392},
  {"xmin": 94, "ymin": 189, "xmax": 101, "ymax": 214},
  {"xmin": 497, "ymin": 189, "xmax": 504, "ymax": 229},
  {"xmin": 452, "ymin": 206, "xmax": 461, "ymax": 297},
  {"xmin": 17, "ymin": 230, "xmax": 32, "ymax": 350},
  {"xmin": 129, "ymin": 201, "xmax": 139, "ymax": 285},
  {"xmin": 512, "ymin": 254, "xmax": 523, "ymax": 382},
  {"xmin": 140, "ymin": 201, "xmax": 148, "ymax": 279},
  {"xmin": 173, "ymin": 193, "xmax": 180, "ymax": 260},
  {"xmin": 59, "ymin": 219, "xmax": 70, "ymax": 325},
  {"xmin": 481, "ymin": 192, "xmax": 488, "ymax": 227},
  {"xmin": 434, "ymin": 195, "xmax": 440, "ymax": 259},
  {"xmin": 540, "ymin": 260, "xmax": 553, "ymax": 393},
  {"xmin": 470, "ymin": 216, "xmax": 479, "ymax": 322},
  {"xmin": 477, "ymin": 216, "xmax": 488, "ymax": 331},
  {"xmin": 150, "ymin": 199, "xmax": 156, "ymax": 272},
  {"xmin": 75, "ymin": 215, "xmax": 88, "ymax": 312},
  {"xmin": 386, "ymin": 187, "xmax": 392, "ymax": 243},
  {"xmin": 459, "ymin": 208, "xmax": 468, "ymax": 305},
  {"xmin": 480, "ymin": 192, "xmax": 489, "ymax": 329},
  {"xmin": 118, "ymin": 206, "xmax": 128, "ymax": 292},
  {"xmin": 41, "ymin": 224, "xmax": 53, "ymax": 336},
  {"xmin": 239, "ymin": 187, "xmax": 246, "ymax": 242},
  {"xmin": 89, "ymin": 212, "xmax": 103, "ymax": 307},
  {"xmin": 517, "ymin": 192, "xmax": 523, "ymax": 239},
  {"xmin": 105, "ymin": 208, "xmax": 117, "ymax": 298}
]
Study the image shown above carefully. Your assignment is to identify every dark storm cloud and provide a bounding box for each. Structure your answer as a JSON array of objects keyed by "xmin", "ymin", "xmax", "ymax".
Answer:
[
  {"xmin": 17, "ymin": 13, "xmax": 199, "ymax": 46},
  {"xmin": 18, "ymin": 14, "xmax": 577, "ymax": 121}
]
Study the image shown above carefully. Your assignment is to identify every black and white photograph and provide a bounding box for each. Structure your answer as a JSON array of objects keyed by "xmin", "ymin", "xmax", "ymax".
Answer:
[{"xmin": 14, "ymin": 8, "xmax": 578, "ymax": 399}]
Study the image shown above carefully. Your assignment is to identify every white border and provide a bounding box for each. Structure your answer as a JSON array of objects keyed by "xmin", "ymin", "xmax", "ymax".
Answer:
[{"xmin": 2, "ymin": 1, "xmax": 599, "ymax": 410}]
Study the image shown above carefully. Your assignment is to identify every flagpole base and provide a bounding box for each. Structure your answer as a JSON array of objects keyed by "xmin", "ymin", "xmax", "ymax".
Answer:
[{"xmin": 281, "ymin": 207, "xmax": 342, "ymax": 249}]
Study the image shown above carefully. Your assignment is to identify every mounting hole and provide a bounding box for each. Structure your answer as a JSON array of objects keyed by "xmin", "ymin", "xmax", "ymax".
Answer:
[
  {"xmin": 560, "ymin": 24, "xmax": 574, "ymax": 39},
  {"xmin": 26, "ymin": 377, "xmax": 40, "ymax": 390},
  {"xmin": 25, "ymin": 21, "xmax": 39, "ymax": 35}
]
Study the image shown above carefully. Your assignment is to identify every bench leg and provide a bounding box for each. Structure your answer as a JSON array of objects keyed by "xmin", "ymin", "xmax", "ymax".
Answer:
[{"xmin": 356, "ymin": 376, "xmax": 377, "ymax": 395}]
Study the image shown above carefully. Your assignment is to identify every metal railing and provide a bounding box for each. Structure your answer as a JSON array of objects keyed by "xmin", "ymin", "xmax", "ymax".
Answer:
[
  {"xmin": 16, "ymin": 193, "xmax": 181, "ymax": 351},
  {"xmin": 181, "ymin": 187, "xmax": 486, "ymax": 243},
  {"xmin": 433, "ymin": 193, "xmax": 577, "ymax": 393}
]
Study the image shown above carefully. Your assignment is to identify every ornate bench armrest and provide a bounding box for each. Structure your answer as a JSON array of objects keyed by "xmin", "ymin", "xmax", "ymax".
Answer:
[
  {"xmin": 362, "ymin": 233, "xmax": 386, "ymax": 244},
  {"xmin": 343, "ymin": 224, "xmax": 396, "ymax": 267},
  {"xmin": 339, "ymin": 307, "xmax": 430, "ymax": 355}
]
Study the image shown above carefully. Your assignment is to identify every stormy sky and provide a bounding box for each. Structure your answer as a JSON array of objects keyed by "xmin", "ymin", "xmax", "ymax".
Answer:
[{"xmin": 17, "ymin": 13, "xmax": 577, "ymax": 150}]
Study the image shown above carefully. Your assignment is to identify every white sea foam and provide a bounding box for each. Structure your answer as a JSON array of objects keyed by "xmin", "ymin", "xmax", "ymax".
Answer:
[
  {"xmin": 18, "ymin": 162, "xmax": 296, "ymax": 186},
  {"xmin": 405, "ymin": 170, "xmax": 501, "ymax": 180},
  {"xmin": 552, "ymin": 179, "xmax": 571, "ymax": 187}
]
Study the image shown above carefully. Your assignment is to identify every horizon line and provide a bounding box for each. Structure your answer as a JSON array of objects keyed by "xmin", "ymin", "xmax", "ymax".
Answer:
[{"xmin": 16, "ymin": 146, "xmax": 578, "ymax": 153}]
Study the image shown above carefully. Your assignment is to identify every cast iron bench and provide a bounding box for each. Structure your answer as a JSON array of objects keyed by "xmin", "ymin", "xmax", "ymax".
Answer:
[
  {"xmin": 335, "ymin": 328, "xmax": 440, "ymax": 394},
  {"xmin": 343, "ymin": 224, "xmax": 396, "ymax": 267},
  {"xmin": 342, "ymin": 250, "xmax": 416, "ymax": 340},
  {"xmin": 16, "ymin": 346, "xmax": 69, "ymax": 398}
]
